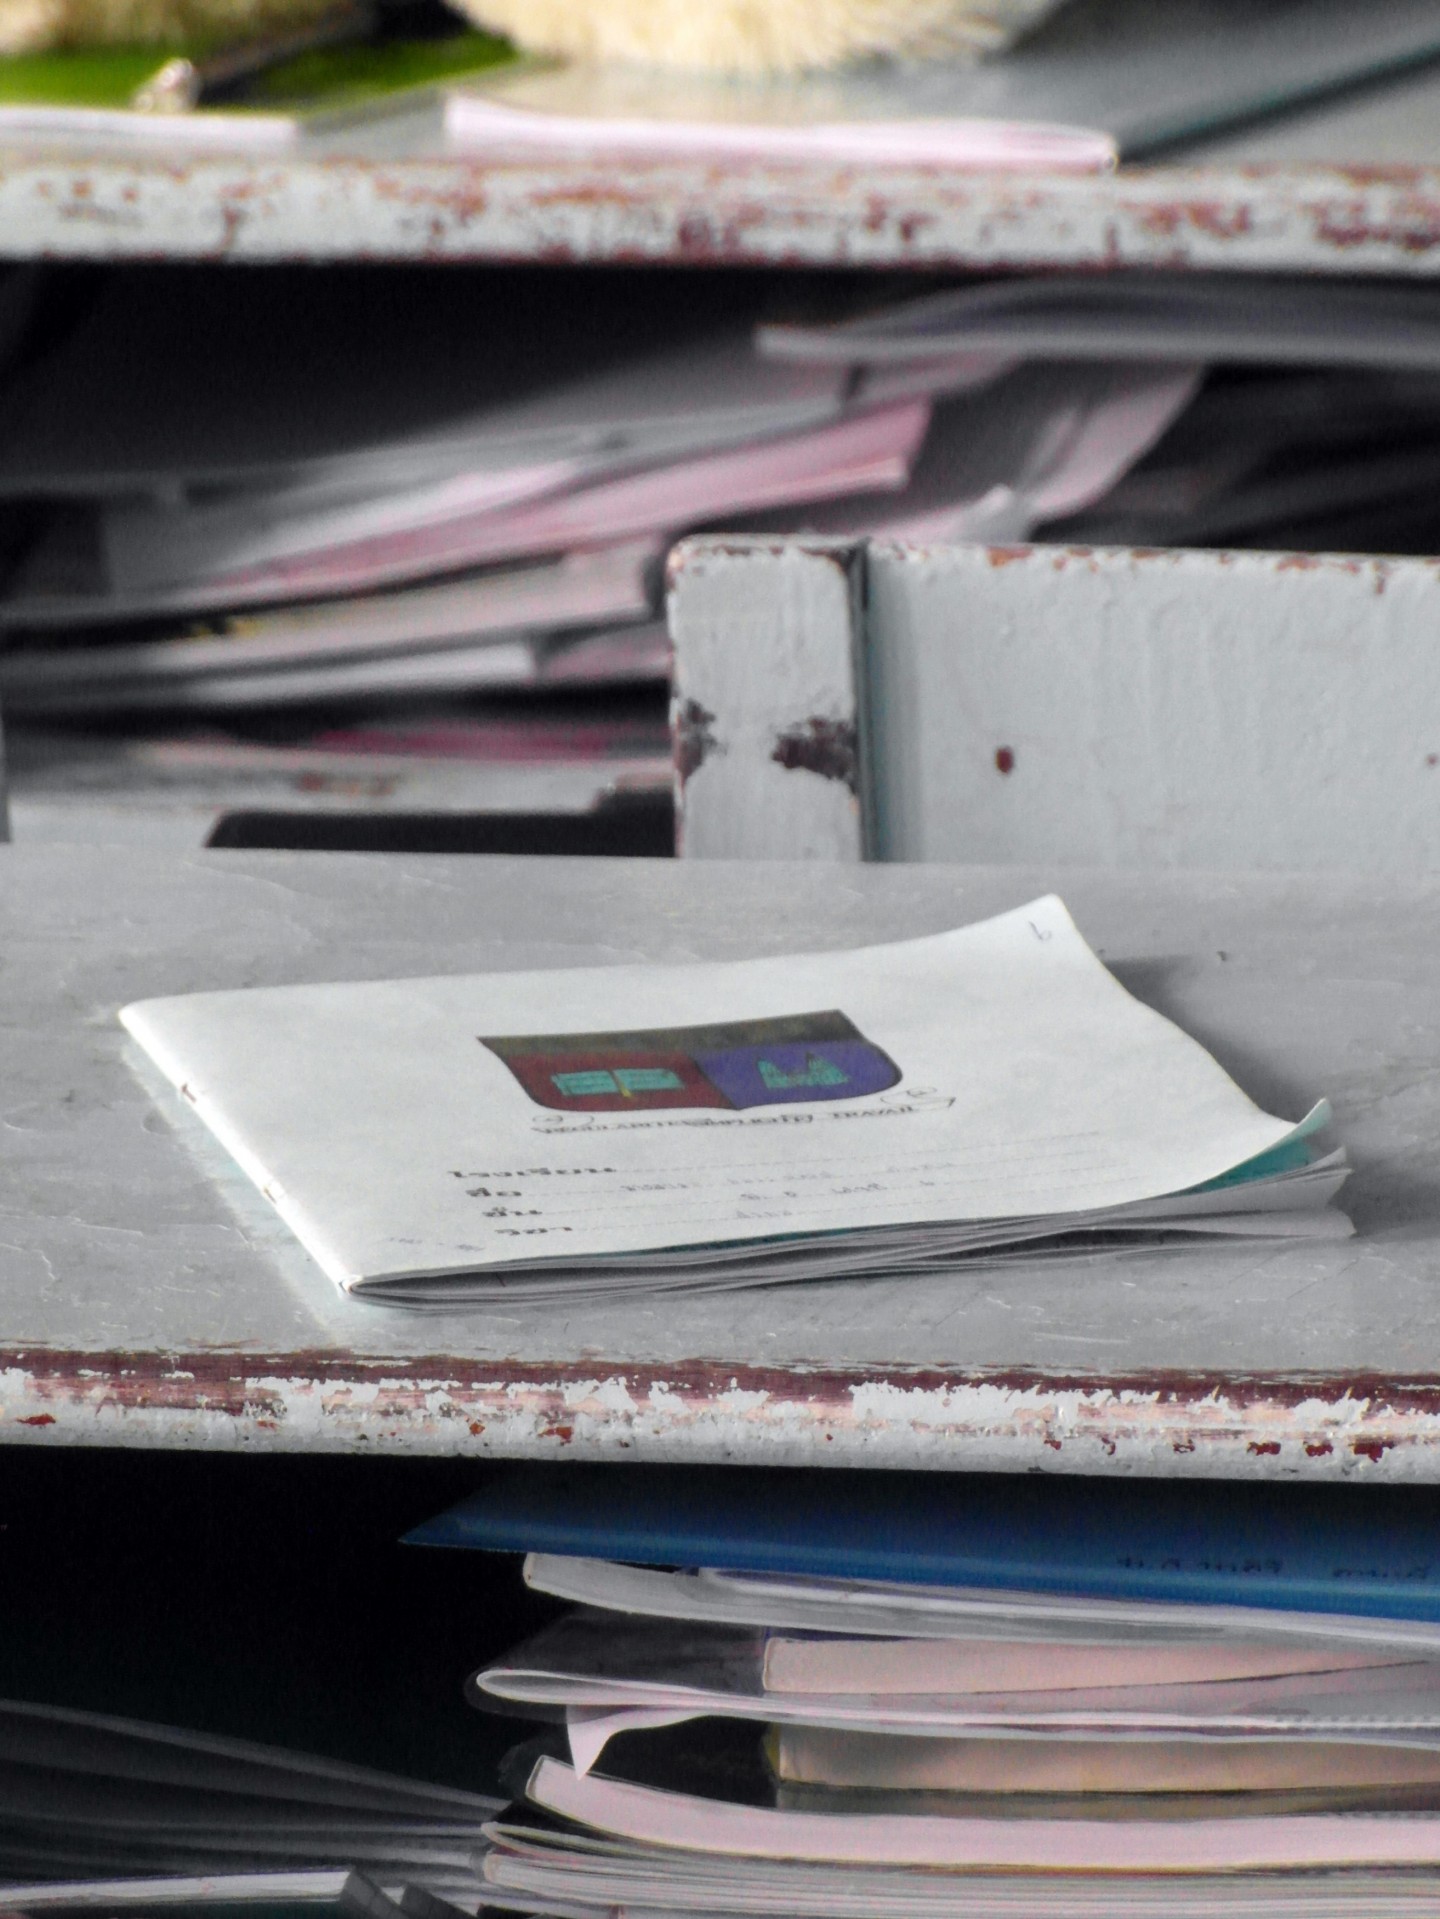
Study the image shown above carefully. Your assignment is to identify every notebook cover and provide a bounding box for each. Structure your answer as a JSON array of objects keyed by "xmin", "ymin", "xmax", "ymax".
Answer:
[{"xmin": 407, "ymin": 1463, "xmax": 1440, "ymax": 1621}]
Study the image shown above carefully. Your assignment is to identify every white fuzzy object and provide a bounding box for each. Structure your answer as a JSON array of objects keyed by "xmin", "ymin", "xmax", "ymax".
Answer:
[
  {"xmin": 0, "ymin": 0, "xmax": 339, "ymax": 54},
  {"xmin": 453, "ymin": 0, "xmax": 1068, "ymax": 73}
]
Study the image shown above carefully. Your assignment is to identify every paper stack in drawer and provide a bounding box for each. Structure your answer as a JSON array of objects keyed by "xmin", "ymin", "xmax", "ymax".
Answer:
[
  {"xmin": 0, "ymin": 1698, "xmax": 499, "ymax": 1900},
  {"xmin": 435, "ymin": 1467, "xmax": 1440, "ymax": 1919}
]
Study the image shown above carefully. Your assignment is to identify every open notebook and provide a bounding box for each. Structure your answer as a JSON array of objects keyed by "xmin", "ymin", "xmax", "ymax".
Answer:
[{"xmin": 119, "ymin": 895, "xmax": 1350, "ymax": 1306}]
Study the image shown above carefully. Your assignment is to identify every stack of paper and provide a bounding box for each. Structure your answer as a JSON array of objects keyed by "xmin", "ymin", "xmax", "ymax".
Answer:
[
  {"xmin": 0, "ymin": 1698, "xmax": 498, "ymax": 1897},
  {"xmin": 0, "ymin": 248, "xmax": 1169, "ymax": 858},
  {"xmin": 0, "ymin": 265, "xmax": 1191, "ymax": 735},
  {"xmin": 9, "ymin": 253, "xmax": 1440, "ymax": 843},
  {"xmin": 4, "ymin": 707, "xmax": 672, "ymax": 850},
  {"xmin": 758, "ymin": 274, "xmax": 1440, "ymax": 376},
  {"xmin": 758, "ymin": 274, "xmax": 1440, "ymax": 557},
  {"xmin": 0, "ymin": 1871, "xmax": 407, "ymax": 1919},
  {"xmin": 408, "ymin": 1464, "xmax": 1440, "ymax": 1917},
  {"xmin": 0, "ymin": 546, "xmax": 666, "ymax": 720},
  {"xmin": 119, "ymin": 895, "xmax": 1349, "ymax": 1306}
]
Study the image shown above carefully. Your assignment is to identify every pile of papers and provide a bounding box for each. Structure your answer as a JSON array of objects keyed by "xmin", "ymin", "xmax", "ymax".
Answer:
[
  {"xmin": 0, "ymin": 267, "xmax": 1190, "ymax": 710},
  {"xmin": 423, "ymin": 1464, "xmax": 1440, "ymax": 1918},
  {"xmin": 0, "ymin": 1697, "xmax": 498, "ymax": 1897},
  {"xmin": 10, "ymin": 263, "xmax": 1440, "ymax": 737},
  {"xmin": 10, "ymin": 252, "xmax": 1440, "ymax": 844},
  {"xmin": 0, "ymin": 262, "xmax": 1193, "ymax": 848},
  {"xmin": 119, "ymin": 894, "xmax": 1349, "ymax": 1305},
  {"xmin": 4, "ymin": 708, "xmax": 671, "ymax": 850},
  {"xmin": 759, "ymin": 273, "xmax": 1440, "ymax": 557},
  {"xmin": 0, "ymin": 1871, "xmax": 409, "ymax": 1919}
]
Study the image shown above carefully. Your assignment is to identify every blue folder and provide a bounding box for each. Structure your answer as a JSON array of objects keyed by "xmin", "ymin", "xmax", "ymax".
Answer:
[{"xmin": 406, "ymin": 1463, "xmax": 1440, "ymax": 1622}]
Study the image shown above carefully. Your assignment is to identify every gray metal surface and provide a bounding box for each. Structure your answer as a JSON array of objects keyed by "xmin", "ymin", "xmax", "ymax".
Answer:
[
  {"xmin": 670, "ymin": 539, "xmax": 1440, "ymax": 874},
  {"xmin": 6, "ymin": 99, "xmax": 1440, "ymax": 271},
  {"xmin": 9, "ymin": 0, "xmax": 1440, "ymax": 273},
  {"xmin": 2, "ymin": 844, "xmax": 1439, "ymax": 1475}
]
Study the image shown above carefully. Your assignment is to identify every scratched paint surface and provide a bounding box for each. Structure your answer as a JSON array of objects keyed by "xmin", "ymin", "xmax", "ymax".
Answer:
[
  {"xmin": 5, "ymin": 1350, "xmax": 1440, "ymax": 1479},
  {"xmin": 863, "ymin": 544, "xmax": 1440, "ymax": 872},
  {"xmin": 6, "ymin": 142, "xmax": 1440, "ymax": 270},
  {"xmin": 671, "ymin": 541, "xmax": 867, "ymax": 858},
  {"xmin": 6, "ymin": 845, "xmax": 1440, "ymax": 1477}
]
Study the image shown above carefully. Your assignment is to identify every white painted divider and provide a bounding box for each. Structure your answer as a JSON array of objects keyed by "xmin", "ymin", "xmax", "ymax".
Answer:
[
  {"xmin": 669, "ymin": 536, "xmax": 1440, "ymax": 871},
  {"xmin": 668, "ymin": 539, "xmax": 872, "ymax": 861}
]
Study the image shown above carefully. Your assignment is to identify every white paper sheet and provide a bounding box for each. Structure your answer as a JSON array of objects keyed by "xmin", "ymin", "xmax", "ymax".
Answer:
[
  {"xmin": 525, "ymin": 1755, "xmax": 1440, "ymax": 1868},
  {"xmin": 523, "ymin": 1557, "xmax": 1440, "ymax": 1659},
  {"xmin": 758, "ymin": 275, "xmax": 1440, "ymax": 376},
  {"xmin": 479, "ymin": 1813, "xmax": 1440, "ymax": 1918},
  {"xmin": 443, "ymin": 95, "xmax": 1115, "ymax": 174},
  {"xmin": 94, "ymin": 402, "xmax": 925, "ymax": 612},
  {"xmin": 754, "ymin": 362, "xmax": 1200, "ymax": 548}
]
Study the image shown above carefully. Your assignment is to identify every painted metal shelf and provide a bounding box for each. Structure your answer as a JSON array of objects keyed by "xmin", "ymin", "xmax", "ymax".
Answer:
[
  {"xmin": 5, "ymin": 61, "xmax": 1440, "ymax": 272},
  {"xmin": 5, "ymin": 843, "xmax": 1440, "ymax": 1479}
]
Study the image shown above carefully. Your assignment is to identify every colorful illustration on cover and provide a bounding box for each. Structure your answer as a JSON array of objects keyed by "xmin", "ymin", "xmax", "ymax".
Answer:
[{"xmin": 480, "ymin": 1010, "xmax": 901, "ymax": 1113}]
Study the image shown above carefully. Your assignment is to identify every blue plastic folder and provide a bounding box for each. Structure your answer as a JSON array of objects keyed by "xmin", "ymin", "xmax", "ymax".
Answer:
[{"xmin": 406, "ymin": 1464, "xmax": 1440, "ymax": 1622}]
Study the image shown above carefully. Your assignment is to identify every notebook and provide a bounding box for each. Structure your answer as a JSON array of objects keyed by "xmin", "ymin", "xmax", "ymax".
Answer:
[
  {"xmin": 415, "ymin": 1465, "xmax": 1440, "ymax": 1625},
  {"xmin": 119, "ymin": 894, "xmax": 1349, "ymax": 1305},
  {"xmin": 463, "ymin": 1503, "xmax": 1440, "ymax": 1919}
]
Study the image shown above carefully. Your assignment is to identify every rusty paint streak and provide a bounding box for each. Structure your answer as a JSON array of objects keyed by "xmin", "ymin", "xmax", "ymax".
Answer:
[
  {"xmin": 672, "ymin": 698, "xmax": 720, "ymax": 785},
  {"xmin": 771, "ymin": 716, "xmax": 859, "ymax": 793},
  {"xmin": 11, "ymin": 153, "xmax": 1440, "ymax": 271},
  {"xmin": 10, "ymin": 1348, "xmax": 1440, "ymax": 1417},
  {"xmin": 2, "ymin": 1349, "xmax": 1438, "ymax": 1402}
]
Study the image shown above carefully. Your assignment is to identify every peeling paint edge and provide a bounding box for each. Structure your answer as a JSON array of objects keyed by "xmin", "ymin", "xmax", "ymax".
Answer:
[
  {"xmin": 7, "ymin": 156, "xmax": 1440, "ymax": 273},
  {"xmin": 6, "ymin": 1352, "xmax": 1440, "ymax": 1478}
]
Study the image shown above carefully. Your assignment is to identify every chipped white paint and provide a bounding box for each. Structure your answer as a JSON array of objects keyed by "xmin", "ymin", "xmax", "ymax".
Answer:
[
  {"xmin": 11, "ymin": 843, "xmax": 1440, "ymax": 1481},
  {"xmin": 6, "ymin": 136, "xmax": 1440, "ymax": 271},
  {"xmin": 7, "ymin": 1360, "xmax": 1440, "ymax": 1479},
  {"xmin": 670, "ymin": 538, "xmax": 869, "ymax": 860},
  {"xmin": 676, "ymin": 540, "xmax": 1440, "ymax": 872},
  {"xmin": 865, "ymin": 542, "xmax": 1440, "ymax": 870}
]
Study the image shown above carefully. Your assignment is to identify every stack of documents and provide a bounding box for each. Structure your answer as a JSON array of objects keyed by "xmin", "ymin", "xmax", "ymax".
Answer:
[
  {"xmin": 4, "ymin": 707, "xmax": 671, "ymax": 849},
  {"xmin": 120, "ymin": 894, "xmax": 1350, "ymax": 1306},
  {"xmin": 0, "ymin": 265, "xmax": 1188, "ymax": 729},
  {"xmin": 12, "ymin": 262, "xmax": 1440, "ymax": 731},
  {"xmin": 758, "ymin": 272, "xmax": 1440, "ymax": 557},
  {"xmin": 0, "ymin": 1697, "xmax": 498, "ymax": 1897},
  {"xmin": 0, "ymin": 1871, "xmax": 409, "ymax": 1919},
  {"xmin": 412, "ymin": 1463, "xmax": 1440, "ymax": 1917},
  {"xmin": 11, "ymin": 250, "xmax": 1440, "ymax": 838}
]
